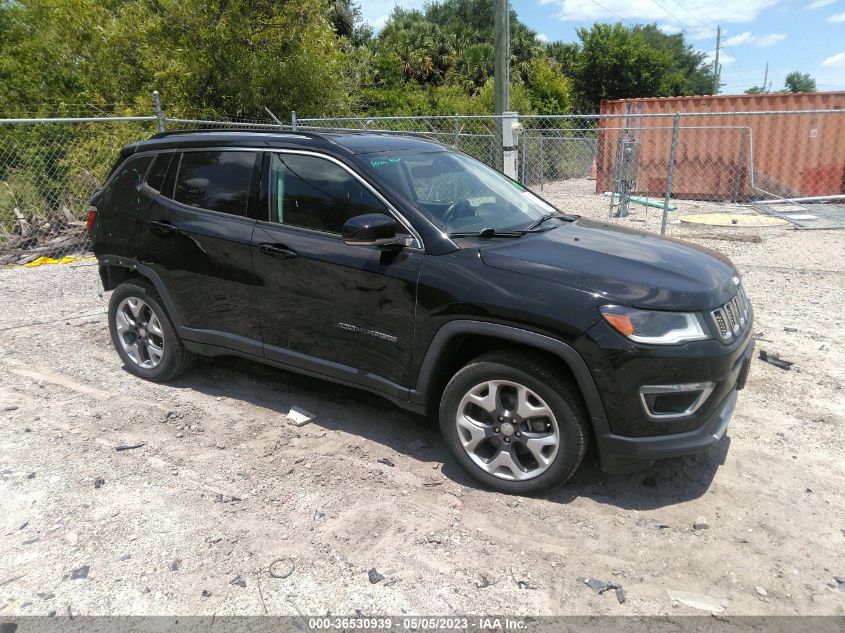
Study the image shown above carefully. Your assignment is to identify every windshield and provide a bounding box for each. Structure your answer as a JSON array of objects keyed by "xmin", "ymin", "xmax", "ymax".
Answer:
[{"xmin": 360, "ymin": 150, "xmax": 558, "ymax": 234}]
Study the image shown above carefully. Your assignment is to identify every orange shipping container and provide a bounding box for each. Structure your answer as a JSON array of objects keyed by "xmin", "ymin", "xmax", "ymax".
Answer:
[{"xmin": 596, "ymin": 92, "xmax": 845, "ymax": 201}]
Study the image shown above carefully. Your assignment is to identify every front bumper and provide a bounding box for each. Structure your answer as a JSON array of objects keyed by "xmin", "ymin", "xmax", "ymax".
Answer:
[{"xmin": 590, "ymin": 334, "xmax": 755, "ymax": 474}]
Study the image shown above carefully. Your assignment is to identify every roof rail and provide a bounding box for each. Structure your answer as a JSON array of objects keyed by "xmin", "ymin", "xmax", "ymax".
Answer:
[{"xmin": 148, "ymin": 128, "xmax": 331, "ymax": 141}]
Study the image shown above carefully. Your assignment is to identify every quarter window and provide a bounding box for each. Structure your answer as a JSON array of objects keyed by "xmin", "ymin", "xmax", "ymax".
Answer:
[
  {"xmin": 174, "ymin": 151, "xmax": 257, "ymax": 216},
  {"xmin": 146, "ymin": 152, "xmax": 174, "ymax": 192},
  {"xmin": 99, "ymin": 154, "xmax": 154, "ymax": 210},
  {"xmin": 269, "ymin": 153, "xmax": 387, "ymax": 233}
]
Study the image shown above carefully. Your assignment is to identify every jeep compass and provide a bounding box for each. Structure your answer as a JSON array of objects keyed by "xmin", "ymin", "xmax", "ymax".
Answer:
[{"xmin": 89, "ymin": 130, "xmax": 754, "ymax": 494}]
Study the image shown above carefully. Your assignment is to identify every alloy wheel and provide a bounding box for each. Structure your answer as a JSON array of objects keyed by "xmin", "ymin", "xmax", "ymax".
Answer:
[
  {"xmin": 455, "ymin": 379, "xmax": 560, "ymax": 481},
  {"xmin": 114, "ymin": 296, "xmax": 165, "ymax": 369}
]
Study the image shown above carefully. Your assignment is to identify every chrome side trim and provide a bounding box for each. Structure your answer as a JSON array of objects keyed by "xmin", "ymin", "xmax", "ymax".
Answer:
[
  {"xmin": 264, "ymin": 148, "xmax": 424, "ymax": 250},
  {"xmin": 106, "ymin": 145, "xmax": 425, "ymax": 250},
  {"xmin": 639, "ymin": 382, "xmax": 716, "ymax": 420}
]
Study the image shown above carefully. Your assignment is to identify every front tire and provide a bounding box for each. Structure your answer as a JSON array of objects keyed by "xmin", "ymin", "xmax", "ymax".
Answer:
[
  {"xmin": 108, "ymin": 280, "xmax": 195, "ymax": 382},
  {"xmin": 439, "ymin": 351, "xmax": 588, "ymax": 495}
]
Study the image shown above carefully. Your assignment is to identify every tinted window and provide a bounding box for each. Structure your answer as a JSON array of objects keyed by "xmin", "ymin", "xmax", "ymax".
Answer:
[
  {"xmin": 269, "ymin": 153, "xmax": 387, "ymax": 233},
  {"xmin": 361, "ymin": 150, "xmax": 557, "ymax": 233},
  {"xmin": 146, "ymin": 152, "xmax": 174, "ymax": 192},
  {"xmin": 174, "ymin": 151, "xmax": 257, "ymax": 216},
  {"xmin": 99, "ymin": 154, "xmax": 154, "ymax": 210}
]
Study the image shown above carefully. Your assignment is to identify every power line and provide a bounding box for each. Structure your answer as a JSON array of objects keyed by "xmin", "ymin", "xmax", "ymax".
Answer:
[
  {"xmin": 651, "ymin": 0, "xmax": 690, "ymax": 27},
  {"xmin": 670, "ymin": 0, "xmax": 756, "ymax": 89},
  {"xmin": 585, "ymin": 0, "xmax": 629, "ymax": 23},
  {"xmin": 671, "ymin": 0, "xmax": 712, "ymax": 30},
  {"xmin": 585, "ymin": 0, "xmax": 757, "ymax": 91}
]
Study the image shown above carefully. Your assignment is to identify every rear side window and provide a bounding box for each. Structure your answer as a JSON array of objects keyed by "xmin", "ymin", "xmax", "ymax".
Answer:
[
  {"xmin": 98, "ymin": 154, "xmax": 154, "ymax": 210},
  {"xmin": 146, "ymin": 152, "xmax": 174, "ymax": 192},
  {"xmin": 174, "ymin": 151, "xmax": 258, "ymax": 217},
  {"xmin": 269, "ymin": 153, "xmax": 387, "ymax": 233}
]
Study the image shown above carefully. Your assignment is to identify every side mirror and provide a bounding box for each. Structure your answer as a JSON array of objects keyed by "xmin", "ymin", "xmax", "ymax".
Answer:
[{"xmin": 342, "ymin": 213, "xmax": 407, "ymax": 248}]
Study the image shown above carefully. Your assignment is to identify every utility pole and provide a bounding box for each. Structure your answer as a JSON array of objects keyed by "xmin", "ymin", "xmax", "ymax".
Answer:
[
  {"xmin": 762, "ymin": 62, "xmax": 769, "ymax": 93},
  {"xmin": 494, "ymin": 0, "xmax": 509, "ymax": 115},
  {"xmin": 713, "ymin": 25, "xmax": 721, "ymax": 95}
]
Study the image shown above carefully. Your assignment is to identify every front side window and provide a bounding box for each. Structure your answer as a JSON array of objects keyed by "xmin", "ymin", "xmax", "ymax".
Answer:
[
  {"xmin": 361, "ymin": 150, "xmax": 556, "ymax": 233},
  {"xmin": 174, "ymin": 151, "xmax": 257, "ymax": 216},
  {"xmin": 269, "ymin": 153, "xmax": 387, "ymax": 233}
]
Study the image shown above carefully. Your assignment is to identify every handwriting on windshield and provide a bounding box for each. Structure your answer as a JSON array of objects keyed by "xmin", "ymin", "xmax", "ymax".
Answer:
[{"xmin": 369, "ymin": 157, "xmax": 402, "ymax": 167}]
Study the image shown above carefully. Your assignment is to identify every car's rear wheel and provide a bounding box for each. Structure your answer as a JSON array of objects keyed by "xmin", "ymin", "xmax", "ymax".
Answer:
[
  {"xmin": 108, "ymin": 280, "xmax": 195, "ymax": 382},
  {"xmin": 439, "ymin": 351, "xmax": 588, "ymax": 495}
]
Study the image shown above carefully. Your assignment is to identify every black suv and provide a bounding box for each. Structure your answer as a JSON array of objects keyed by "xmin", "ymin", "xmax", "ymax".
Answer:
[{"xmin": 89, "ymin": 130, "xmax": 754, "ymax": 494}]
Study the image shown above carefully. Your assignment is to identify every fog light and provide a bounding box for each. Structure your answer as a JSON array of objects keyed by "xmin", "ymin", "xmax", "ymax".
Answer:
[{"xmin": 639, "ymin": 382, "xmax": 715, "ymax": 420}]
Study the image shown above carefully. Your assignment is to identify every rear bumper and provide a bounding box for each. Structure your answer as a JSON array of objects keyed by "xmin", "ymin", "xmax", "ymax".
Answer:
[{"xmin": 592, "ymin": 338, "xmax": 753, "ymax": 474}]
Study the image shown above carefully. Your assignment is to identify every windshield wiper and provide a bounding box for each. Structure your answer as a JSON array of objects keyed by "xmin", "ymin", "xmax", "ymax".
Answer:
[
  {"xmin": 523, "ymin": 213, "xmax": 559, "ymax": 231},
  {"xmin": 449, "ymin": 227, "xmax": 527, "ymax": 238}
]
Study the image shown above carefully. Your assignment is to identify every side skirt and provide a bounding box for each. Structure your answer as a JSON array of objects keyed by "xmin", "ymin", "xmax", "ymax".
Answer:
[{"xmin": 182, "ymin": 338, "xmax": 425, "ymax": 416}]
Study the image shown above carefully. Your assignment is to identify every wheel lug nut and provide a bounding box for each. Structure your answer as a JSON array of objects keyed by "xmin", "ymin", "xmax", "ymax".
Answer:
[
  {"xmin": 504, "ymin": 437, "xmax": 510, "ymax": 443},
  {"xmin": 498, "ymin": 416, "xmax": 503, "ymax": 422},
  {"xmin": 515, "ymin": 432, "xmax": 521, "ymax": 437},
  {"xmin": 494, "ymin": 427, "xmax": 500, "ymax": 433}
]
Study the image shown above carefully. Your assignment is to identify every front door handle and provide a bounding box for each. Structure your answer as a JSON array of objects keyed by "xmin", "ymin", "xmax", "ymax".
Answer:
[
  {"xmin": 147, "ymin": 219, "xmax": 179, "ymax": 236},
  {"xmin": 258, "ymin": 243, "xmax": 298, "ymax": 260}
]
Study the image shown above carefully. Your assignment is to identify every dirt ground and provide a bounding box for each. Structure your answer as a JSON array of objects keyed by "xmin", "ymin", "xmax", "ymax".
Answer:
[{"xmin": 1, "ymin": 184, "xmax": 844, "ymax": 618}]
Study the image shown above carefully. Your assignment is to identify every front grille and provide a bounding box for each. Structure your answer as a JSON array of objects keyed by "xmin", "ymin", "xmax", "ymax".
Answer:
[{"xmin": 711, "ymin": 287, "xmax": 751, "ymax": 340}]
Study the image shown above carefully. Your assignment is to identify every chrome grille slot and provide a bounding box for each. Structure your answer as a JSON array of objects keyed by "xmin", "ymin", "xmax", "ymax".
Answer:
[
  {"xmin": 739, "ymin": 289, "xmax": 750, "ymax": 321},
  {"xmin": 724, "ymin": 302, "xmax": 738, "ymax": 333},
  {"xmin": 711, "ymin": 287, "xmax": 751, "ymax": 341},
  {"xmin": 713, "ymin": 308, "xmax": 729, "ymax": 338},
  {"xmin": 733, "ymin": 297, "xmax": 745, "ymax": 327}
]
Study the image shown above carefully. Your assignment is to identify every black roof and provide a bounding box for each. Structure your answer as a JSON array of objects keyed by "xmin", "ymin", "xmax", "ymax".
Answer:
[{"xmin": 129, "ymin": 129, "xmax": 446, "ymax": 156}]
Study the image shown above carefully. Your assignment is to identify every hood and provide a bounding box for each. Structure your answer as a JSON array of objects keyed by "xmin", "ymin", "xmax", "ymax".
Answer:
[{"xmin": 478, "ymin": 218, "xmax": 739, "ymax": 311}]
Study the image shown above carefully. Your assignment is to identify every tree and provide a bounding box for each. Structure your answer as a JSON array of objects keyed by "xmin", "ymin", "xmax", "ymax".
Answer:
[
  {"xmin": 572, "ymin": 23, "xmax": 672, "ymax": 111},
  {"xmin": 569, "ymin": 23, "xmax": 716, "ymax": 111},
  {"xmin": 631, "ymin": 24, "xmax": 714, "ymax": 96},
  {"xmin": 784, "ymin": 72, "xmax": 816, "ymax": 93},
  {"xmin": 745, "ymin": 85, "xmax": 765, "ymax": 95},
  {"xmin": 546, "ymin": 42, "xmax": 579, "ymax": 76},
  {"xmin": 525, "ymin": 57, "xmax": 572, "ymax": 113},
  {"xmin": 0, "ymin": 0, "xmax": 356, "ymax": 118}
]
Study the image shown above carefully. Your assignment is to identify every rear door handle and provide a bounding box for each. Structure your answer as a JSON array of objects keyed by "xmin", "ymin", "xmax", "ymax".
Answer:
[
  {"xmin": 258, "ymin": 243, "xmax": 297, "ymax": 260},
  {"xmin": 147, "ymin": 219, "xmax": 179, "ymax": 236}
]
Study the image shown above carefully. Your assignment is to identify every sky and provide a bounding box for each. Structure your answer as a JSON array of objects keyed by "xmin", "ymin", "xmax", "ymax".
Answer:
[{"xmin": 360, "ymin": 0, "xmax": 845, "ymax": 93}]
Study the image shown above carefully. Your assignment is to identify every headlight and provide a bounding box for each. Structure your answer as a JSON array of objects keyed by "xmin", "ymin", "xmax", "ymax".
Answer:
[{"xmin": 599, "ymin": 305, "xmax": 708, "ymax": 345}]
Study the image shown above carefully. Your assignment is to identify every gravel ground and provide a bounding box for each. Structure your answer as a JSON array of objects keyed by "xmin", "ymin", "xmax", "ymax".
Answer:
[{"xmin": 1, "ymin": 185, "xmax": 844, "ymax": 617}]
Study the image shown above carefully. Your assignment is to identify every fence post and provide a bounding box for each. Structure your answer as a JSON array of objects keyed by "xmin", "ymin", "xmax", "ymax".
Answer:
[
  {"xmin": 502, "ymin": 111, "xmax": 518, "ymax": 179},
  {"xmin": 732, "ymin": 127, "xmax": 748, "ymax": 202},
  {"xmin": 152, "ymin": 90, "xmax": 166, "ymax": 133},
  {"xmin": 291, "ymin": 111, "xmax": 298, "ymax": 131},
  {"xmin": 453, "ymin": 113, "xmax": 459, "ymax": 149},
  {"xmin": 661, "ymin": 112, "xmax": 680, "ymax": 236},
  {"xmin": 520, "ymin": 132, "xmax": 525, "ymax": 184},
  {"xmin": 539, "ymin": 133, "xmax": 544, "ymax": 192}
]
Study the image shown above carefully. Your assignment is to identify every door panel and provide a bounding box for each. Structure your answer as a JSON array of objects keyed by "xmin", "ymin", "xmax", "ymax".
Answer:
[
  {"xmin": 252, "ymin": 223, "xmax": 421, "ymax": 388},
  {"xmin": 135, "ymin": 150, "xmax": 262, "ymax": 351},
  {"xmin": 138, "ymin": 200, "xmax": 260, "ymax": 347}
]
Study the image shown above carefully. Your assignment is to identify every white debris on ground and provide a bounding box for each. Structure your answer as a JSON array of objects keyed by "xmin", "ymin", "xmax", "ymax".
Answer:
[{"xmin": 0, "ymin": 185, "xmax": 843, "ymax": 616}]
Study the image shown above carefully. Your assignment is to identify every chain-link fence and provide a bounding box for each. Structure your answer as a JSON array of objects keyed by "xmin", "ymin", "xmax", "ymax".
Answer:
[
  {"xmin": 299, "ymin": 109, "xmax": 845, "ymax": 231},
  {"xmin": 2, "ymin": 102, "xmax": 844, "ymax": 269},
  {"xmin": 0, "ymin": 108, "xmax": 288, "ymax": 267}
]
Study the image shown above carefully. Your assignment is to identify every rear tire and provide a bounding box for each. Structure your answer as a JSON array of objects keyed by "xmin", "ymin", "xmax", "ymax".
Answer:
[
  {"xmin": 108, "ymin": 280, "xmax": 195, "ymax": 382},
  {"xmin": 439, "ymin": 350, "xmax": 588, "ymax": 495}
]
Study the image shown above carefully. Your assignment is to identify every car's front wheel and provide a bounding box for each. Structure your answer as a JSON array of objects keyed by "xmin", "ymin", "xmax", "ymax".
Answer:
[
  {"xmin": 108, "ymin": 280, "xmax": 195, "ymax": 382},
  {"xmin": 439, "ymin": 351, "xmax": 588, "ymax": 495}
]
